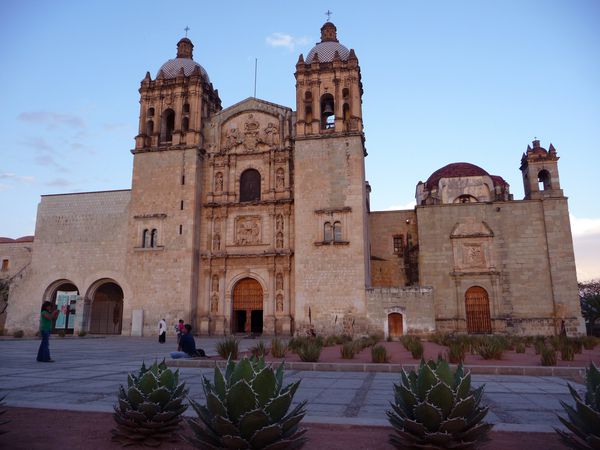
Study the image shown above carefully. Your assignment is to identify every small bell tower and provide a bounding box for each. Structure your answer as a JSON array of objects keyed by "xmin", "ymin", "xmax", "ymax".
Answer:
[{"xmin": 520, "ymin": 139, "xmax": 563, "ymax": 199}]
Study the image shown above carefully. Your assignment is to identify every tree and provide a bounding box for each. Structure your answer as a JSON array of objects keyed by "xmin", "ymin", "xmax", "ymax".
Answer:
[
  {"xmin": 0, "ymin": 278, "xmax": 9, "ymax": 315},
  {"xmin": 578, "ymin": 280, "xmax": 600, "ymax": 332}
]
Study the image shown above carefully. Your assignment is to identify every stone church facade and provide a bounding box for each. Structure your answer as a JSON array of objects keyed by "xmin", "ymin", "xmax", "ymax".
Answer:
[{"xmin": 1, "ymin": 22, "xmax": 585, "ymax": 337}]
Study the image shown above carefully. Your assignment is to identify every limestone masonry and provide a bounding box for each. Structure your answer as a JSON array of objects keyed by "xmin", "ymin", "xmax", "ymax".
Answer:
[{"xmin": 1, "ymin": 22, "xmax": 585, "ymax": 337}]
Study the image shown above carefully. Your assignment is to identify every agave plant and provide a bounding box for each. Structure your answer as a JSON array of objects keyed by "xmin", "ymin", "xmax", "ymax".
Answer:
[
  {"xmin": 112, "ymin": 360, "xmax": 188, "ymax": 447},
  {"xmin": 185, "ymin": 356, "xmax": 307, "ymax": 449},
  {"xmin": 0, "ymin": 394, "xmax": 8, "ymax": 435},
  {"xmin": 387, "ymin": 358, "xmax": 493, "ymax": 449},
  {"xmin": 556, "ymin": 362, "xmax": 600, "ymax": 450}
]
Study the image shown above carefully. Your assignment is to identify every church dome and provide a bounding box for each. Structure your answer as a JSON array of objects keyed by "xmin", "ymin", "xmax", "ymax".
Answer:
[
  {"xmin": 425, "ymin": 162, "xmax": 490, "ymax": 189},
  {"xmin": 156, "ymin": 37, "xmax": 210, "ymax": 81},
  {"xmin": 305, "ymin": 22, "xmax": 351, "ymax": 63}
]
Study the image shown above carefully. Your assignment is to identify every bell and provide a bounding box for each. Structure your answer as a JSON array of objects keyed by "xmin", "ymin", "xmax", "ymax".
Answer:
[{"xmin": 322, "ymin": 102, "xmax": 334, "ymax": 117}]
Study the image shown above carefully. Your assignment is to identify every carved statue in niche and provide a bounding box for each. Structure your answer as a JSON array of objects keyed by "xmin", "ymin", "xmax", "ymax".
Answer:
[
  {"xmin": 212, "ymin": 275, "xmax": 219, "ymax": 292},
  {"xmin": 212, "ymin": 233, "xmax": 221, "ymax": 251},
  {"xmin": 276, "ymin": 294, "xmax": 283, "ymax": 313},
  {"xmin": 264, "ymin": 122, "xmax": 280, "ymax": 146},
  {"xmin": 276, "ymin": 273, "xmax": 283, "ymax": 291},
  {"xmin": 275, "ymin": 214, "xmax": 283, "ymax": 231},
  {"xmin": 276, "ymin": 232, "xmax": 283, "ymax": 249},
  {"xmin": 236, "ymin": 216, "xmax": 260, "ymax": 245},
  {"xmin": 214, "ymin": 172, "xmax": 223, "ymax": 192},
  {"xmin": 275, "ymin": 168, "xmax": 285, "ymax": 190},
  {"xmin": 211, "ymin": 294, "xmax": 219, "ymax": 313}
]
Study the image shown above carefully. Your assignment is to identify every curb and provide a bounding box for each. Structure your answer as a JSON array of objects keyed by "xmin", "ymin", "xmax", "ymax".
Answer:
[{"xmin": 165, "ymin": 359, "xmax": 586, "ymax": 379}]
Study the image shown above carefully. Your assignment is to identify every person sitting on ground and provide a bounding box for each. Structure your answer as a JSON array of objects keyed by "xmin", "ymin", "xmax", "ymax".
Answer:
[{"xmin": 170, "ymin": 324, "xmax": 196, "ymax": 359}]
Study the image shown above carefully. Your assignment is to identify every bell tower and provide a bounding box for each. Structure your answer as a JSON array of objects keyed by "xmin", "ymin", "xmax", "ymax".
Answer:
[
  {"xmin": 293, "ymin": 22, "xmax": 370, "ymax": 335},
  {"xmin": 124, "ymin": 37, "xmax": 221, "ymax": 336},
  {"xmin": 520, "ymin": 139, "xmax": 563, "ymax": 199}
]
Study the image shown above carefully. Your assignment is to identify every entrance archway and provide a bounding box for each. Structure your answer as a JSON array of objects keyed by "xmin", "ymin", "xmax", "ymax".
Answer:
[
  {"xmin": 465, "ymin": 286, "xmax": 492, "ymax": 334},
  {"xmin": 89, "ymin": 282, "xmax": 123, "ymax": 334},
  {"xmin": 232, "ymin": 278, "xmax": 263, "ymax": 334},
  {"xmin": 388, "ymin": 313, "xmax": 404, "ymax": 338},
  {"xmin": 46, "ymin": 281, "xmax": 79, "ymax": 335}
]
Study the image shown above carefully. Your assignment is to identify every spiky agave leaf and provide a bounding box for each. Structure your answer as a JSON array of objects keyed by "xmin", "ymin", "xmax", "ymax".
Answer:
[
  {"xmin": 184, "ymin": 356, "xmax": 307, "ymax": 449},
  {"xmin": 387, "ymin": 357, "xmax": 492, "ymax": 449},
  {"xmin": 112, "ymin": 359, "xmax": 188, "ymax": 446}
]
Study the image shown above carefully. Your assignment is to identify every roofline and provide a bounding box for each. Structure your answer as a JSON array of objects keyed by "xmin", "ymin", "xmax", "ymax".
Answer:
[{"xmin": 41, "ymin": 189, "xmax": 131, "ymax": 198}]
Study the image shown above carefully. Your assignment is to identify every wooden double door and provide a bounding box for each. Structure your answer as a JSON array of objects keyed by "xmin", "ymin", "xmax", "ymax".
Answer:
[
  {"xmin": 232, "ymin": 278, "xmax": 263, "ymax": 334},
  {"xmin": 465, "ymin": 286, "xmax": 492, "ymax": 334}
]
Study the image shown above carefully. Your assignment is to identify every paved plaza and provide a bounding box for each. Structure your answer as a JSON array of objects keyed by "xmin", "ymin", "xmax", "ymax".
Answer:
[{"xmin": 0, "ymin": 336, "xmax": 583, "ymax": 432}]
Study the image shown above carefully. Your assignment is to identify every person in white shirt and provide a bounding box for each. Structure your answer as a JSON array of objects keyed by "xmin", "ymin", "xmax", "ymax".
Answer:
[{"xmin": 158, "ymin": 318, "xmax": 167, "ymax": 343}]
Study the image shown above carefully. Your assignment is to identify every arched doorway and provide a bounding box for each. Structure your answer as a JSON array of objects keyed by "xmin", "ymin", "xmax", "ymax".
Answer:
[
  {"xmin": 465, "ymin": 286, "xmax": 492, "ymax": 334},
  {"xmin": 46, "ymin": 281, "xmax": 79, "ymax": 335},
  {"xmin": 388, "ymin": 313, "xmax": 404, "ymax": 339},
  {"xmin": 232, "ymin": 278, "xmax": 263, "ymax": 334},
  {"xmin": 89, "ymin": 282, "xmax": 123, "ymax": 334}
]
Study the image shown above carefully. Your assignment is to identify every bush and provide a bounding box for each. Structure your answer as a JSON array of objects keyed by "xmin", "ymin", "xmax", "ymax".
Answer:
[
  {"xmin": 323, "ymin": 335, "xmax": 338, "ymax": 347},
  {"xmin": 477, "ymin": 337, "xmax": 505, "ymax": 360},
  {"xmin": 297, "ymin": 339, "xmax": 322, "ymax": 362},
  {"xmin": 560, "ymin": 343, "xmax": 575, "ymax": 361},
  {"xmin": 583, "ymin": 336, "xmax": 599, "ymax": 350},
  {"xmin": 270, "ymin": 337, "xmax": 287, "ymax": 358},
  {"xmin": 371, "ymin": 345, "xmax": 389, "ymax": 363},
  {"xmin": 447, "ymin": 340, "xmax": 467, "ymax": 363},
  {"xmin": 408, "ymin": 340, "xmax": 424, "ymax": 360},
  {"xmin": 340, "ymin": 341, "xmax": 356, "ymax": 359},
  {"xmin": 12, "ymin": 330, "xmax": 24, "ymax": 338},
  {"xmin": 77, "ymin": 330, "xmax": 87, "ymax": 337},
  {"xmin": 249, "ymin": 340, "xmax": 269, "ymax": 358},
  {"xmin": 515, "ymin": 342, "xmax": 526, "ymax": 353},
  {"xmin": 571, "ymin": 337, "xmax": 584, "ymax": 354},
  {"xmin": 216, "ymin": 337, "xmax": 239, "ymax": 359},
  {"xmin": 534, "ymin": 338, "xmax": 546, "ymax": 355},
  {"xmin": 541, "ymin": 346, "xmax": 557, "ymax": 366}
]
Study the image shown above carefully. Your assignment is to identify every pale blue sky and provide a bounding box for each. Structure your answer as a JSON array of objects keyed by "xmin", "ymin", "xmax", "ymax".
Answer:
[{"xmin": 1, "ymin": 0, "xmax": 599, "ymax": 279}]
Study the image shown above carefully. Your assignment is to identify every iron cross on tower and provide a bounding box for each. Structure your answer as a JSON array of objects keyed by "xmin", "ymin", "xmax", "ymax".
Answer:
[
  {"xmin": 325, "ymin": 10, "xmax": 333, "ymax": 21},
  {"xmin": 184, "ymin": 26, "xmax": 190, "ymax": 37}
]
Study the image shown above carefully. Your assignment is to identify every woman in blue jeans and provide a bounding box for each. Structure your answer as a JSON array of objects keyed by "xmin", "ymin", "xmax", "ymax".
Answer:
[{"xmin": 37, "ymin": 301, "xmax": 59, "ymax": 362}]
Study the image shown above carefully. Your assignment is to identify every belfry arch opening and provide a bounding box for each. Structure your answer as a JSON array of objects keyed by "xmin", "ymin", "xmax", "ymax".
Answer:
[
  {"xmin": 538, "ymin": 169, "xmax": 551, "ymax": 191},
  {"xmin": 160, "ymin": 109, "xmax": 175, "ymax": 143},
  {"xmin": 320, "ymin": 93, "xmax": 335, "ymax": 129},
  {"xmin": 89, "ymin": 282, "xmax": 124, "ymax": 334},
  {"xmin": 232, "ymin": 278, "xmax": 263, "ymax": 334}
]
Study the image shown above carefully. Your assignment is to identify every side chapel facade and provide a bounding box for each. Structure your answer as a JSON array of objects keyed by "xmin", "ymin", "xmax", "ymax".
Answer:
[{"xmin": 1, "ymin": 22, "xmax": 585, "ymax": 337}]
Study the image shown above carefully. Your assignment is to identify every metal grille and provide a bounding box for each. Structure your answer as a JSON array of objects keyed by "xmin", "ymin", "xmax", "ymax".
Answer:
[
  {"xmin": 233, "ymin": 278, "xmax": 263, "ymax": 310},
  {"xmin": 465, "ymin": 286, "xmax": 492, "ymax": 334}
]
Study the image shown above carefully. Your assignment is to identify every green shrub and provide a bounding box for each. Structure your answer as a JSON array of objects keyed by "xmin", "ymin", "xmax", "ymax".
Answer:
[
  {"xmin": 323, "ymin": 335, "xmax": 338, "ymax": 347},
  {"xmin": 77, "ymin": 330, "xmax": 87, "ymax": 337},
  {"xmin": 515, "ymin": 342, "xmax": 526, "ymax": 354},
  {"xmin": 297, "ymin": 339, "xmax": 322, "ymax": 362},
  {"xmin": 583, "ymin": 336, "xmax": 599, "ymax": 350},
  {"xmin": 216, "ymin": 337, "xmax": 239, "ymax": 360},
  {"xmin": 340, "ymin": 342, "xmax": 356, "ymax": 359},
  {"xmin": 534, "ymin": 338, "xmax": 546, "ymax": 355},
  {"xmin": 560, "ymin": 344, "xmax": 575, "ymax": 361},
  {"xmin": 249, "ymin": 340, "xmax": 269, "ymax": 358},
  {"xmin": 338, "ymin": 334, "xmax": 353, "ymax": 344},
  {"xmin": 387, "ymin": 358, "xmax": 493, "ymax": 449},
  {"xmin": 270, "ymin": 337, "xmax": 287, "ymax": 358},
  {"xmin": 541, "ymin": 346, "xmax": 557, "ymax": 366},
  {"xmin": 408, "ymin": 340, "xmax": 424, "ymax": 360},
  {"xmin": 447, "ymin": 340, "xmax": 467, "ymax": 363},
  {"xmin": 185, "ymin": 357, "xmax": 307, "ymax": 449},
  {"xmin": 477, "ymin": 337, "xmax": 504, "ymax": 360},
  {"xmin": 12, "ymin": 330, "xmax": 24, "ymax": 338},
  {"xmin": 371, "ymin": 345, "xmax": 389, "ymax": 363},
  {"xmin": 571, "ymin": 337, "xmax": 584, "ymax": 354}
]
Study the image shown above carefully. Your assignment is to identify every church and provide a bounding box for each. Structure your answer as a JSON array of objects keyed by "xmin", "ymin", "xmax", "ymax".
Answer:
[{"xmin": 1, "ymin": 21, "xmax": 585, "ymax": 338}]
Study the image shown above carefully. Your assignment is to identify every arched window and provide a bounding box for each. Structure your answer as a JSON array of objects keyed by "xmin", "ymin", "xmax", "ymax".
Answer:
[
  {"xmin": 333, "ymin": 221, "xmax": 342, "ymax": 242},
  {"xmin": 147, "ymin": 107, "xmax": 155, "ymax": 117},
  {"xmin": 538, "ymin": 170, "xmax": 551, "ymax": 190},
  {"xmin": 240, "ymin": 169, "xmax": 261, "ymax": 202},
  {"xmin": 146, "ymin": 120, "xmax": 154, "ymax": 136},
  {"xmin": 150, "ymin": 229, "xmax": 158, "ymax": 248},
  {"xmin": 455, "ymin": 194, "xmax": 478, "ymax": 204},
  {"xmin": 320, "ymin": 93, "xmax": 335, "ymax": 130},
  {"xmin": 182, "ymin": 117, "xmax": 189, "ymax": 132},
  {"xmin": 305, "ymin": 106, "xmax": 313, "ymax": 124},
  {"xmin": 160, "ymin": 109, "xmax": 175, "ymax": 143},
  {"xmin": 142, "ymin": 229, "xmax": 150, "ymax": 248},
  {"xmin": 182, "ymin": 103, "xmax": 190, "ymax": 114},
  {"xmin": 343, "ymin": 103, "xmax": 350, "ymax": 121},
  {"xmin": 324, "ymin": 222, "xmax": 333, "ymax": 242}
]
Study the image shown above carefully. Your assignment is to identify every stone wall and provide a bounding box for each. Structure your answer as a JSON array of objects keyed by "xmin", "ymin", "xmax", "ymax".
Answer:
[
  {"xmin": 366, "ymin": 286, "xmax": 435, "ymax": 335},
  {"xmin": 0, "ymin": 240, "xmax": 33, "ymax": 332},
  {"xmin": 4, "ymin": 190, "xmax": 130, "ymax": 335}
]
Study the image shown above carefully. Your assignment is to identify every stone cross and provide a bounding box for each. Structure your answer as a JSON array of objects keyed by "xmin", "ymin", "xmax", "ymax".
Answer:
[
  {"xmin": 325, "ymin": 10, "xmax": 332, "ymax": 21},
  {"xmin": 184, "ymin": 26, "xmax": 190, "ymax": 37}
]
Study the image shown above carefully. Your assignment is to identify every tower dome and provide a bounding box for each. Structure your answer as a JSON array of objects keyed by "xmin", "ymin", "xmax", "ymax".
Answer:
[
  {"xmin": 156, "ymin": 37, "xmax": 210, "ymax": 81},
  {"xmin": 305, "ymin": 22, "xmax": 351, "ymax": 63}
]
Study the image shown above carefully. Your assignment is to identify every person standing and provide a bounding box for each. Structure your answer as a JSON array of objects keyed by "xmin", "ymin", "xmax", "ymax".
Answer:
[
  {"xmin": 158, "ymin": 318, "xmax": 167, "ymax": 343},
  {"xmin": 170, "ymin": 324, "xmax": 196, "ymax": 359},
  {"xmin": 37, "ymin": 301, "xmax": 59, "ymax": 362},
  {"xmin": 176, "ymin": 319, "xmax": 184, "ymax": 344}
]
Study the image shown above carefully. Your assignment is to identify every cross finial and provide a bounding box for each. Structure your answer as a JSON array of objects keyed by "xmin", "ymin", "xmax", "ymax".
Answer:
[
  {"xmin": 184, "ymin": 26, "xmax": 190, "ymax": 37},
  {"xmin": 325, "ymin": 10, "xmax": 333, "ymax": 22}
]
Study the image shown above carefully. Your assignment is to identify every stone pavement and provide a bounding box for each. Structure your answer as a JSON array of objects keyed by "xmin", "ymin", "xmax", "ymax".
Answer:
[{"xmin": 0, "ymin": 336, "xmax": 583, "ymax": 432}]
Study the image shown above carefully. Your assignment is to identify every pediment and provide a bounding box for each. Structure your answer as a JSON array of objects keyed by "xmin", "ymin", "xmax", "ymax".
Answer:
[{"xmin": 450, "ymin": 219, "xmax": 494, "ymax": 238}]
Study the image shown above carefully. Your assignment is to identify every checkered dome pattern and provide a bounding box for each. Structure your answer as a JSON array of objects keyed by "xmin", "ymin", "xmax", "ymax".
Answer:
[
  {"xmin": 157, "ymin": 58, "xmax": 209, "ymax": 81},
  {"xmin": 306, "ymin": 41, "xmax": 350, "ymax": 63}
]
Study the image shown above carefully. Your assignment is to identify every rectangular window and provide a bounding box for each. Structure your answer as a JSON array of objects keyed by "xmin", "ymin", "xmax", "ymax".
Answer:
[
  {"xmin": 393, "ymin": 235, "xmax": 404, "ymax": 255},
  {"xmin": 180, "ymin": 200, "xmax": 184, "ymax": 210},
  {"xmin": 179, "ymin": 224, "xmax": 183, "ymax": 235},
  {"xmin": 181, "ymin": 175, "xmax": 185, "ymax": 185},
  {"xmin": 1, "ymin": 259, "xmax": 8, "ymax": 271}
]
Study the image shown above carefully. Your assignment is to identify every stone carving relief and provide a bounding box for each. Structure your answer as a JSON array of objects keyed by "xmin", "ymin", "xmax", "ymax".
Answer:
[
  {"xmin": 276, "ymin": 273, "xmax": 283, "ymax": 291},
  {"xmin": 275, "ymin": 214, "xmax": 284, "ymax": 231},
  {"xmin": 275, "ymin": 168, "xmax": 285, "ymax": 189},
  {"xmin": 276, "ymin": 294, "xmax": 284, "ymax": 313},
  {"xmin": 463, "ymin": 244, "xmax": 485, "ymax": 268},
  {"xmin": 212, "ymin": 275, "xmax": 219, "ymax": 292},
  {"xmin": 264, "ymin": 122, "xmax": 280, "ymax": 146},
  {"xmin": 211, "ymin": 294, "xmax": 219, "ymax": 313},
  {"xmin": 214, "ymin": 172, "xmax": 223, "ymax": 192},
  {"xmin": 212, "ymin": 233, "xmax": 221, "ymax": 251},
  {"xmin": 221, "ymin": 113, "xmax": 281, "ymax": 152},
  {"xmin": 235, "ymin": 216, "xmax": 261, "ymax": 245},
  {"xmin": 276, "ymin": 232, "xmax": 284, "ymax": 249}
]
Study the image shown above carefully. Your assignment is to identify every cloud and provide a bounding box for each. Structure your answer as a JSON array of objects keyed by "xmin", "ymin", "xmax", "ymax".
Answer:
[
  {"xmin": 570, "ymin": 214, "xmax": 600, "ymax": 237},
  {"xmin": 0, "ymin": 183, "xmax": 10, "ymax": 192},
  {"xmin": 45, "ymin": 178, "xmax": 73, "ymax": 187},
  {"xmin": 103, "ymin": 122, "xmax": 130, "ymax": 132},
  {"xmin": 18, "ymin": 111, "xmax": 85, "ymax": 129},
  {"xmin": 20, "ymin": 136, "xmax": 54, "ymax": 152},
  {"xmin": 0, "ymin": 172, "xmax": 35, "ymax": 183},
  {"xmin": 266, "ymin": 33, "xmax": 309, "ymax": 51},
  {"xmin": 34, "ymin": 153, "xmax": 63, "ymax": 168},
  {"xmin": 570, "ymin": 214, "xmax": 600, "ymax": 281},
  {"xmin": 384, "ymin": 200, "xmax": 416, "ymax": 211}
]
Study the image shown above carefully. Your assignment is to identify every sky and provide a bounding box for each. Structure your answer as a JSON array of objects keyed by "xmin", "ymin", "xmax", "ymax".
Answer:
[{"xmin": 0, "ymin": 0, "xmax": 599, "ymax": 280}]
